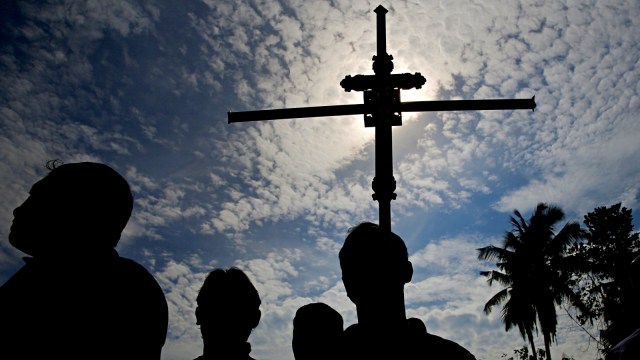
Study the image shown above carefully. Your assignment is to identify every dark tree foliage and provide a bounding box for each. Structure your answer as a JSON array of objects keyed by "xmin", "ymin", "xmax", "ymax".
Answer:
[
  {"xmin": 501, "ymin": 346, "xmax": 576, "ymax": 360},
  {"xmin": 501, "ymin": 346, "xmax": 546, "ymax": 360},
  {"xmin": 567, "ymin": 203, "xmax": 640, "ymax": 352},
  {"xmin": 479, "ymin": 203, "xmax": 586, "ymax": 360}
]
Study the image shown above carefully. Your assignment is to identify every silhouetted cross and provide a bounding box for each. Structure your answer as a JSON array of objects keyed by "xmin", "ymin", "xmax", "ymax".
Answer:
[{"xmin": 228, "ymin": 5, "xmax": 535, "ymax": 237}]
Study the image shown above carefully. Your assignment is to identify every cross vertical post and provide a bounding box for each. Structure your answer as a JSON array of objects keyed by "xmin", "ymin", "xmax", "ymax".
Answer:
[
  {"xmin": 344, "ymin": 5, "xmax": 427, "ymax": 237},
  {"xmin": 372, "ymin": 5, "xmax": 395, "ymax": 236}
]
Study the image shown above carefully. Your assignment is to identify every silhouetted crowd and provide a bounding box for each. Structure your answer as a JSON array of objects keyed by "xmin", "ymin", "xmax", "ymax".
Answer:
[{"xmin": 1, "ymin": 162, "xmax": 637, "ymax": 359}]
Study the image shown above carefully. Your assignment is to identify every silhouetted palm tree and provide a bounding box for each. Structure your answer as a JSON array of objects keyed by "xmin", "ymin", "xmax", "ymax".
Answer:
[
  {"xmin": 480, "ymin": 244, "xmax": 539, "ymax": 359},
  {"xmin": 478, "ymin": 203, "xmax": 585, "ymax": 360}
]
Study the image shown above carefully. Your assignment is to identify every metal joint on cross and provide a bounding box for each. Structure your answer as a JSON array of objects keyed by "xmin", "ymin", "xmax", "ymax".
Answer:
[{"xmin": 372, "ymin": 53, "xmax": 394, "ymax": 75}]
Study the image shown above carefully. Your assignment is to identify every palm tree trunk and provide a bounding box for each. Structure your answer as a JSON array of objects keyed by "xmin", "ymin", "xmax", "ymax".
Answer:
[
  {"xmin": 543, "ymin": 333, "xmax": 552, "ymax": 360},
  {"xmin": 526, "ymin": 328, "xmax": 538, "ymax": 360}
]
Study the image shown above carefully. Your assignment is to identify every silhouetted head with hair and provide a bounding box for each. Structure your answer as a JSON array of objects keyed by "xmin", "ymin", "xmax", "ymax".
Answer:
[
  {"xmin": 9, "ymin": 161, "xmax": 133, "ymax": 256},
  {"xmin": 195, "ymin": 267, "xmax": 261, "ymax": 360},
  {"xmin": 339, "ymin": 222, "xmax": 413, "ymax": 307},
  {"xmin": 292, "ymin": 302, "xmax": 344, "ymax": 360}
]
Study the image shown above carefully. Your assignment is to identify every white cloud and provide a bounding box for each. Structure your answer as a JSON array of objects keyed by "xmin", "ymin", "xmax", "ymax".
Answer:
[
  {"xmin": 494, "ymin": 119, "xmax": 640, "ymax": 216},
  {"xmin": 154, "ymin": 259, "xmax": 206, "ymax": 360}
]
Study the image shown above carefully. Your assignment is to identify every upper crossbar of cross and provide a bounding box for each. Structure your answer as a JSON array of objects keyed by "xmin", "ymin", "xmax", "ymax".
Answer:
[{"xmin": 228, "ymin": 5, "xmax": 536, "ymax": 237}]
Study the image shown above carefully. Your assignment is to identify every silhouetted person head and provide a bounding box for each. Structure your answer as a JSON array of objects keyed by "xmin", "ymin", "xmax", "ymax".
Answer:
[
  {"xmin": 9, "ymin": 161, "xmax": 133, "ymax": 256},
  {"xmin": 292, "ymin": 302, "xmax": 344, "ymax": 360},
  {"xmin": 195, "ymin": 267, "xmax": 261, "ymax": 360},
  {"xmin": 0, "ymin": 161, "xmax": 168, "ymax": 359},
  {"xmin": 339, "ymin": 222, "xmax": 477, "ymax": 360},
  {"xmin": 339, "ymin": 222, "xmax": 413, "ymax": 313}
]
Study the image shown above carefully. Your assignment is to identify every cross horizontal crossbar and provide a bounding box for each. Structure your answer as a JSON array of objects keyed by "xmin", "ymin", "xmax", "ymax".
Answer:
[{"xmin": 227, "ymin": 97, "xmax": 535, "ymax": 123}]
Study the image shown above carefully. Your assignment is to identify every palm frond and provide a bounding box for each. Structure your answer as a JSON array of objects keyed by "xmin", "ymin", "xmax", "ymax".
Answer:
[
  {"xmin": 484, "ymin": 288, "xmax": 510, "ymax": 315},
  {"xmin": 547, "ymin": 221, "xmax": 584, "ymax": 254},
  {"xmin": 481, "ymin": 270, "xmax": 512, "ymax": 287},
  {"xmin": 477, "ymin": 245, "xmax": 513, "ymax": 262}
]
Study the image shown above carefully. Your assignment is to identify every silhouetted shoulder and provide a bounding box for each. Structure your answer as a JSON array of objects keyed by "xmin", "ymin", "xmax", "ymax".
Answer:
[
  {"xmin": 0, "ymin": 251, "xmax": 168, "ymax": 359},
  {"xmin": 109, "ymin": 255, "xmax": 169, "ymax": 353},
  {"xmin": 423, "ymin": 332, "xmax": 476, "ymax": 360},
  {"xmin": 343, "ymin": 319, "xmax": 476, "ymax": 360},
  {"xmin": 405, "ymin": 317, "xmax": 475, "ymax": 360},
  {"xmin": 112, "ymin": 256, "xmax": 167, "ymax": 296}
]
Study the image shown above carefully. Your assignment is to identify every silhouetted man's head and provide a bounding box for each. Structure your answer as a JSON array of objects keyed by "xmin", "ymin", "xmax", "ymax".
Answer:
[
  {"xmin": 9, "ymin": 161, "xmax": 133, "ymax": 256},
  {"xmin": 339, "ymin": 222, "xmax": 413, "ymax": 305},
  {"xmin": 196, "ymin": 267, "xmax": 261, "ymax": 348},
  {"xmin": 292, "ymin": 302, "xmax": 344, "ymax": 360}
]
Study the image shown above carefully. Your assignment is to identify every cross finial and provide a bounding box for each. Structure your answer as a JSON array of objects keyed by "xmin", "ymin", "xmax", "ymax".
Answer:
[{"xmin": 373, "ymin": 5, "xmax": 392, "ymax": 75}]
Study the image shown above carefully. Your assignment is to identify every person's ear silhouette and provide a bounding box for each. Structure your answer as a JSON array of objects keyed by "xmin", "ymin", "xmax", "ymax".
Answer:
[
  {"xmin": 195, "ymin": 306, "xmax": 203, "ymax": 326},
  {"xmin": 401, "ymin": 260, "xmax": 413, "ymax": 284},
  {"xmin": 250, "ymin": 309, "xmax": 262, "ymax": 329}
]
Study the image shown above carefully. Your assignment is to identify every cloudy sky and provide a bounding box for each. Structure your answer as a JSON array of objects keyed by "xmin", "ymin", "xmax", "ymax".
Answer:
[{"xmin": 1, "ymin": 0, "xmax": 638, "ymax": 359}]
